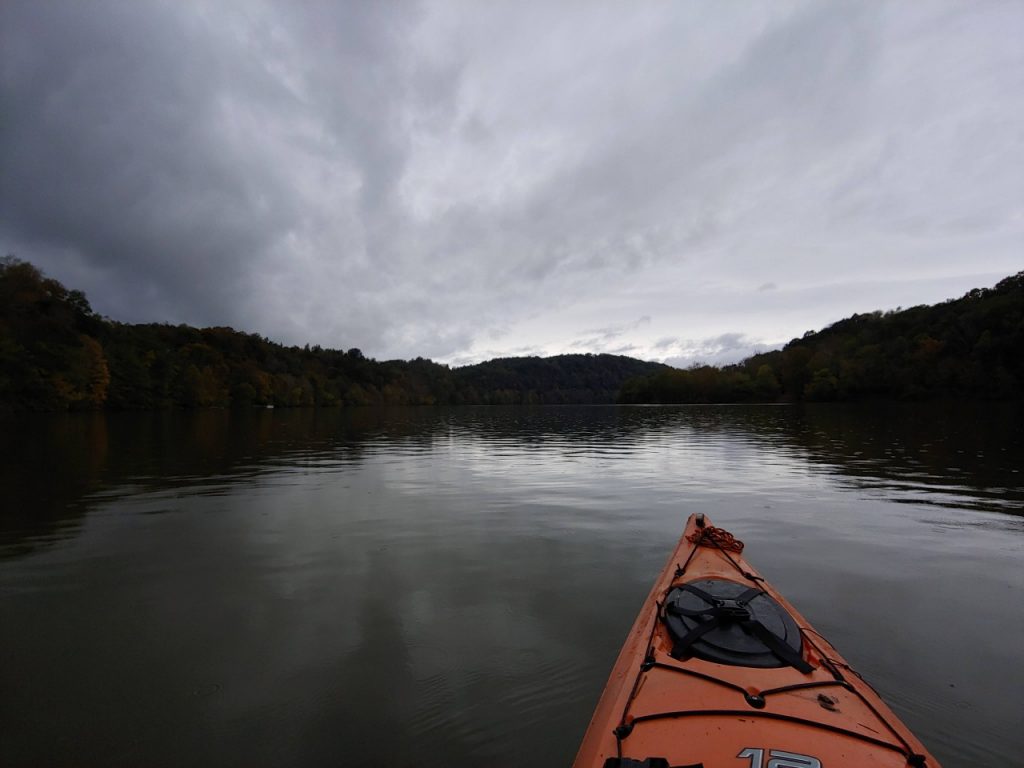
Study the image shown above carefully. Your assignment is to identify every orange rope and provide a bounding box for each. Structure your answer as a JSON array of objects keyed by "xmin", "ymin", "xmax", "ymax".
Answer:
[{"xmin": 687, "ymin": 524, "xmax": 744, "ymax": 553}]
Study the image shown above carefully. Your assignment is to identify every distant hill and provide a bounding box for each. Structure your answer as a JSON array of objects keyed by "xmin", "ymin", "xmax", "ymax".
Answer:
[
  {"xmin": 0, "ymin": 257, "xmax": 664, "ymax": 410},
  {"xmin": 454, "ymin": 354, "xmax": 667, "ymax": 404},
  {"xmin": 620, "ymin": 271, "xmax": 1024, "ymax": 403},
  {"xmin": 4, "ymin": 256, "xmax": 1019, "ymax": 410}
]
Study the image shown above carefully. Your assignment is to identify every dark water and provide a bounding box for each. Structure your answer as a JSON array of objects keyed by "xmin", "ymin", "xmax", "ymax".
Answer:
[{"xmin": 1, "ymin": 404, "xmax": 1022, "ymax": 767}]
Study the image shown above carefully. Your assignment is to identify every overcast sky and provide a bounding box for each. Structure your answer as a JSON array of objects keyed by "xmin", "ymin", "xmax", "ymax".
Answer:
[{"xmin": 2, "ymin": 1, "xmax": 1021, "ymax": 366}]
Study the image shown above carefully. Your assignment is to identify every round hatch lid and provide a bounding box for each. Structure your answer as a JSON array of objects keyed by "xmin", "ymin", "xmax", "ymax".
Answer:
[{"xmin": 664, "ymin": 578, "xmax": 803, "ymax": 668}]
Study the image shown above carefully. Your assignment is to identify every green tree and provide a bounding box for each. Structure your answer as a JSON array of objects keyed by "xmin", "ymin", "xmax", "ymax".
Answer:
[{"xmin": 754, "ymin": 364, "xmax": 780, "ymax": 399}]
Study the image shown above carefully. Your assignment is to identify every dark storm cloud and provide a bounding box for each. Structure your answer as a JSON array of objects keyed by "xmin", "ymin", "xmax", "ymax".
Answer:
[
  {"xmin": 1, "ymin": 1, "xmax": 427, "ymax": 345},
  {"xmin": 3, "ymin": 2, "xmax": 301, "ymax": 322},
  {"xmin": 2, "ymin": 1, "xmax": 1021, "ymax": 362}
]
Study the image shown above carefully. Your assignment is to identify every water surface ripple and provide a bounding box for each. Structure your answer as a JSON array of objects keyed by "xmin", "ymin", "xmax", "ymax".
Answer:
[{"xmin": 1, "ymin": 404, "xmax": 1021, "ymax": 767}]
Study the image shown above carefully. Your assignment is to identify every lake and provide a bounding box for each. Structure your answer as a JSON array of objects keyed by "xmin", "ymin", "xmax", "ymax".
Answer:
[{"xmin": 1, "ymin": 404, "xmax": 1022, "ymax": 767}]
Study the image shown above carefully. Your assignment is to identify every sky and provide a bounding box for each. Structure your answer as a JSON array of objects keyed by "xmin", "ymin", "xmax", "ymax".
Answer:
[{"xmin": 1, "ymin": 1, "xmax": 1021, "ymax": 367}]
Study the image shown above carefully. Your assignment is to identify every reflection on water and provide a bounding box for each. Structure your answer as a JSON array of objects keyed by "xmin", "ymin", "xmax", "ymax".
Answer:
[{"xmin": 0, "ymin": 404, "xmax": 1022, "ymax": 767}]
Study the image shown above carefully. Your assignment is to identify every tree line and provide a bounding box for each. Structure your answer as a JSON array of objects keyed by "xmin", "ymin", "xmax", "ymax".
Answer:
[
  {"xmin": 0, "ymin": 257, "xmax": 664, "ymax": 411},
  {"xmin": 619, "ymin": 271, "xmax": 1023, "ymax": 403},
  {"xmin": 2, "ymin": 257, "xmax": 1020, "ymax": 411}
]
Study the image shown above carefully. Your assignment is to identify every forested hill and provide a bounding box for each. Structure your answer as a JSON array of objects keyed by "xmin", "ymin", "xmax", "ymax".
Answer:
[
  {"xmin": 620, "ymin": 271, "xmax": 1024, "ymax": 404},
  {"xmin": 455, "ymin": 355, "xmax": 667, "ymax": 404},
  {"xmin": 0, "ymin": 257, "xmax": 665, "ymax": 410},
  {"xmin": 4, "ymin": 257, "xmax": 1020, "ymax": 410}
]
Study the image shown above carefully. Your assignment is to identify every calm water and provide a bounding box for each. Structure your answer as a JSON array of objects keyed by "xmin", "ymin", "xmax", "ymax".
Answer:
[{"xmin": 1, "ymin": 404, "xmax": 1022, "ymax": 767}]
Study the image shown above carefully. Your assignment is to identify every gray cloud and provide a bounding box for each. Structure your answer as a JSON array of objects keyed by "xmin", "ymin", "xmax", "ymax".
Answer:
[
  {"xmin": 2, "ymin": 1, "xmax": 1021, "ymax": 363},
  {"xmin": 662, "ymin": 333, "xmax": 776, "ymax": 369},
  {"xmin": 571, "ymin": 316, "xmax": 652, "ymax": 351}
]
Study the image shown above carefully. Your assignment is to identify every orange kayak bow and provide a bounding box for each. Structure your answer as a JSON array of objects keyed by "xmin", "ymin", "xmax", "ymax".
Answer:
[{"xmin": 574, "ymin": 513, "xmax": 940, "ymax": 768}]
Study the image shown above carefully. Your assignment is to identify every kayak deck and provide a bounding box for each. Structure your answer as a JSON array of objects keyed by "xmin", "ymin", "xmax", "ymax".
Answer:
[{"xmin": 573, "ymin": 514, "xmax": 939, "ymax": 768}]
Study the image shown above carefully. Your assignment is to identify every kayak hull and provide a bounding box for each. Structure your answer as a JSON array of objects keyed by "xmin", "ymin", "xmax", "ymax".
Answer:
[{"xmin": 573, "ymin": 514, "xmax": 940, "ymax": 768}]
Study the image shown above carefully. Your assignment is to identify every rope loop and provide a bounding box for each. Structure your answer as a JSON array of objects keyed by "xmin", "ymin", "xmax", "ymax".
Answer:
[{"xmin": 687, "ymin": 524, "xmax": 744, "ymax": 553}]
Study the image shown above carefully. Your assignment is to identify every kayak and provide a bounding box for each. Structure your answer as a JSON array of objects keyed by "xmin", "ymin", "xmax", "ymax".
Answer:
[{"xmin": 573, "ymin": 513, "xmax": 940, "ymax": 768}]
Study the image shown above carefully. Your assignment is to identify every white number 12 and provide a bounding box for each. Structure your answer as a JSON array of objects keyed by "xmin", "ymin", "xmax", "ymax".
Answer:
[{"xmin": 737, "ymin": 748, "xmax": 822, "ymax": 768}]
